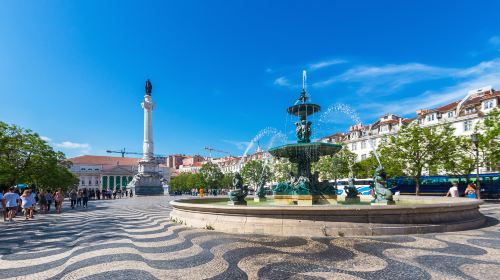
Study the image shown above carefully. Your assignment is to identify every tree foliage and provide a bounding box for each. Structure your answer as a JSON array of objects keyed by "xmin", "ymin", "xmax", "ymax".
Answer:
[
  {"xmin": 0, "ymin": 121, "xmax": 78, "ymax": 191},
  {"xmin": 200, "ymin": 162, "xmax": 223, "ymax": 188},
  {"xmin": 270, "ymin": 158, "xmax": 296, "ymax": 182},
  {"xmin": 220, "ymin": 172, "xmax": 234, "ymax": 189},
  {"xmin": 477, "ymin": 108, "xmax": 500, "ymax": 171},
  {"xmin": 240, "ymin": 160, "xmax": 270, "ymax": 188},
  {"xmin": 378, "ymin": 123, "xmax": 456, "ymax": 195},
  {"xmin": 311, "ymin": 145, "xmax": 357, "ymax": 182}
]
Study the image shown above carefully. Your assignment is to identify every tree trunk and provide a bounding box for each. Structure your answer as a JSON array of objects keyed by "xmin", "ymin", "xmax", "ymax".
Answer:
[{"xmin": 415, "ymin": 176, "xmax": 420, "ymax": 196}]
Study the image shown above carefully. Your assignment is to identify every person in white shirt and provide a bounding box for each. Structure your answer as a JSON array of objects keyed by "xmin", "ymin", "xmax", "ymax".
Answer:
[
  {"xmin": 3, "ymin": 187, "xmax": 20, "ymax": 222},
  {"xmin": 20, "ymin": 190, "xmax": 34, "ymax": 220},
  {"xmin": 446, "ymin": 182, "xmax": 459, "ymax": 198}
]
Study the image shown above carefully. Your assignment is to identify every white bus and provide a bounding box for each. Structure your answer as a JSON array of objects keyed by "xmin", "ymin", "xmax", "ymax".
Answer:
[{"xmin": 334, "ymin": 178, "xmax": 373, "ymax": 196}]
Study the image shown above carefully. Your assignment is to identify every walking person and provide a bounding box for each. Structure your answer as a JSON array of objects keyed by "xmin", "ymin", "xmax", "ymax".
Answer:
[
  {"xmin": 38, "ymin": 191, "xmax": 48, "ymax": 214},
  {"xmin": 77, "ymin": 190, "xmax": 82, "ymax": 207},
  {"xmin": 20, "ymin": 190, "xmax": 33, "ymax": 220},
  {"xmin": 45, "ymin": 191, "xmax": 53, "ymax": 212},
  {"xmin": 54, "ymin": 190, "xmax": 64, "ymax": 214},
  {"xmin": 3, "ymin": 187, "xmax": 20, "ymax": 222},
  {"xmin": 69, "ymin": 189, "xmax": 77, "ymax": 209},
  {"xmin": 82, "ymin": 188, "xmax": 89, "ymax": 208},
  {"xmin": 28, "ymin": 188, "xmax": 37, "ymax": 218}
]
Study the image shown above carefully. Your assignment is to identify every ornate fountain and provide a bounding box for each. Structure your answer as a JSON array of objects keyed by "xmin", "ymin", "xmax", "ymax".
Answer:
[
  {"xmin": 269, "ymin": 71, "xmax": 342, "ymax": 205},
  {"xmin": 168, "ymin": 70, "xmax": 485, "ymax": 237}
]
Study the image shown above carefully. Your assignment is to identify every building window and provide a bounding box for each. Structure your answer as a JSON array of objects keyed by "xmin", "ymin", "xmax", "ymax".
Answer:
[
  {"xmin": 361, "ymin": 140, "xmax": 367, "ymax": 149},
  {"xmin": 361, "ymin": 154, "xmax": 367, "ymax": 160},
  {"xmin": 426, "ymin": 114, "xmax": 435, "ymax": 121},
  {"xmin": 352, "ymin": 143, "xmax": 357, "ymax": 150},
  {"xmin": 465, "ymin": 107, "xmax": 476, "ymax": 114},
  {"xmin": 464, "ymin": 120, "xmax": 473, "ymax": 132},
  {"xmin": 447, "ymin": 111, "xmax": 454, "ymax": 118},
  {"xmin": 483, "ymin": 100, "xmax": 494, "ymax": 109},
  {"xmin": 81, "ymin": 180, "xmax": 85, "ymax": 185}
]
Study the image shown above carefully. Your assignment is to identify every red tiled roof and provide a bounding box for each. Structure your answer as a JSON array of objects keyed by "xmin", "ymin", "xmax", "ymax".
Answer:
[
  {"xmin": 435, "ymin": 101, "xmax": 459, "ymax": 112},
  {"xmin": 68, "ymin": 155, "xmax": 139, "ymax": 166},
  {"xmin": 379, "ymin": 119, "xmax": 399, "ymax": 125}
]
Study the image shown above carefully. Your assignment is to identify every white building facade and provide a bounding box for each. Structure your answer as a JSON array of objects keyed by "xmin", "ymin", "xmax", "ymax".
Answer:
[
  {"xmin": 320, "ymin": 86, "xmax": 499, "ymax": 173},
  {"xmin": 68, "ymin": 155, "xmax": 170, "ymax": 191}
]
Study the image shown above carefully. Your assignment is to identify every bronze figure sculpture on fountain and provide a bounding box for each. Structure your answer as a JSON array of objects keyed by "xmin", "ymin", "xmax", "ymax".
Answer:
[
  {"xmin": 228, "ymin": 172, "xmax": 248, "ymax": 205},
  {"xmin": 370, "ymin": 166, "xmax": 394, "ymax": 205}
]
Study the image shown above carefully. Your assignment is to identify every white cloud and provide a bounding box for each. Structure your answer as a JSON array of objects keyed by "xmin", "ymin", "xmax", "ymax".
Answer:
[
  {"xmin": 265, "ymin": 68, "xmax": 273, "ymax": 73},
  {"xmin": 40, "ymin": 136, "xmax": 51, "ymax": 142},
  {"xmin": 309, "ymin": 59, "xmax": 347, "ymax": 71},
  {"xmin": 359, "ymin": 68, "xmax": 500, "ymax": 116},
  {"xmin": 312, "ymin": 58, "xmax": 500, "ymax": 97},
  {"xmin": 274, "ymin": 76, "xmax": 291, "ymax": 87},
  {"xmin": 55, "ymin": 141, "xmax": 92, "ymax": 155},
  {"xmin": 55, "ymin": 141, "xmax": 90, "ymax": 149},
  {"xmin": 489, "ymin": 35, "xmax": 500, "ymax": 50},
  {"xmin": 313, "ymin": 62, "xmax": 457, "ymax": 91}
]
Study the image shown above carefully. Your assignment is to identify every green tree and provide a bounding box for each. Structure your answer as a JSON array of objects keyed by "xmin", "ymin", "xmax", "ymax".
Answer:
[
  {"xmin": 477, "ymin": 108, "xmax": 500, "ymax": 171},
  {"xmin": 311, "ymin": 145, "xmax": 356, "ymax": 183},
  {"xmin": 441, "ymin": 136, "xmax": 476, "ymax": 180},
  {"xmin": 200, "ymin": 162, "xmax": 223, "ymax": 189},
  {"xmin": 241, "ymin": 160, "xmax": 270, "ymax": 189},
  {"xmin": 378, "ymin": 123, "xmax": 456, "ymax": 195},
  {"xmin": 0, "ymin": 121, "xmax": 78, "ymax": 191},
  {"xmin": 187, "ymin": 173, "xmax": 204, "ymax": 189},
  {"xmin": 352, "ymin": 154, "xmax": 379, "ymax": 178},
  {"xmin": 170, "ymin": 173, "xmax": 189, "ymax": 192},
  {"xmin": 220, "ymin": 172, "xmax": 234, "ymax": 189},
  {"xmin": 270, "ymin": 158, "xmax": 296, "ymax": 182}
]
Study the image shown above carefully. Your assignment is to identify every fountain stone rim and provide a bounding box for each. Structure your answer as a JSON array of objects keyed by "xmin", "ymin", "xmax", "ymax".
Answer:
[{"xmin": 169, "ymin": 196, "xmax": 486, "ymax": 237}]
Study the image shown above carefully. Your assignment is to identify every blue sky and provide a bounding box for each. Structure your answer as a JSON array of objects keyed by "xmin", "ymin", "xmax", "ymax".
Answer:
[{"xmin": 1, "ymin": 0, "xmax": 499, "ymax": 158}]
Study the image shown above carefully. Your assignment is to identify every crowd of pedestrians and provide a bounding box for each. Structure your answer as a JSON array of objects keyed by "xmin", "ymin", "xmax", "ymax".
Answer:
[
  {"xmin": 188, "ymin": 188, "xmax": 228, "ymax": 197},
  {"xmin": 0, "ymin": 186, "xmax": 63, "ymax": 222},
  {"xmin": 1, "ymin": 186, "xmax": 135, "ymax": 223}
]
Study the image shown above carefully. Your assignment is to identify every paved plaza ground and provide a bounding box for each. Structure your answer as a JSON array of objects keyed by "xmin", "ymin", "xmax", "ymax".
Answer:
[{"xmin": 1, "ymin": 196, "xmax": 500, "ymax": 280}]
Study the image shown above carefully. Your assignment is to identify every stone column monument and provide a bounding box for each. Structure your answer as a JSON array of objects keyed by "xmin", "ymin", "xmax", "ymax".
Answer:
[{"xmin": 129, "ymin": 79, "xmax": 165, "ymax": 196}]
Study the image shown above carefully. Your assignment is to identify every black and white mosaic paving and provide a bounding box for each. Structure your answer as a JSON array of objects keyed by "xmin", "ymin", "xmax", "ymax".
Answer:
[{"xmin": 1, "ymin": 196, "xmax": 499, "ymax": 280}]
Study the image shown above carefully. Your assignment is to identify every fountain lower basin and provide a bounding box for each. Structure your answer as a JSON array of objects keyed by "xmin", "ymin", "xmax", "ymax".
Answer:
[{"xmin": 169, "ymin": 196, "xmax": 485, "ymax": 237}]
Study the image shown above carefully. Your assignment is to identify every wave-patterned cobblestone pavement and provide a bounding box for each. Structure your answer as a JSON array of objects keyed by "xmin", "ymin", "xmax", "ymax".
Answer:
[{"xmin": 1, "ymin": 197, "xmax": 500, "ymax": 280}]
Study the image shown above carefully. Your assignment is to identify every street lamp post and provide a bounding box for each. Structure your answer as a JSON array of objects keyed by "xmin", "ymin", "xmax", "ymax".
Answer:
[{"xmin": 471, "ymin": 133, "xmax": 481, "ymax": 199}]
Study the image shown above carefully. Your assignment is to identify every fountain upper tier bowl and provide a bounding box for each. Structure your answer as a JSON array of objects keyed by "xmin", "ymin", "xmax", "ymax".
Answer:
[
  {"xmin": 268, "ymin": 142, "xmax": 342, "ymax": 163},
  {"xmin": 287, "ymin": 103, "xmax": 321, "ymax": 118}
]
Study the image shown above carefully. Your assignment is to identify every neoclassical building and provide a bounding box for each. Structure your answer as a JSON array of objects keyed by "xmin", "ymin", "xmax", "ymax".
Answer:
[
  {"xmin": 68, "ymin": 155, "xmax": 170, "ymax": 191},
  {"xmin": 320, "ymin": 86, "xmax": 498, "ymax": 172}
]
